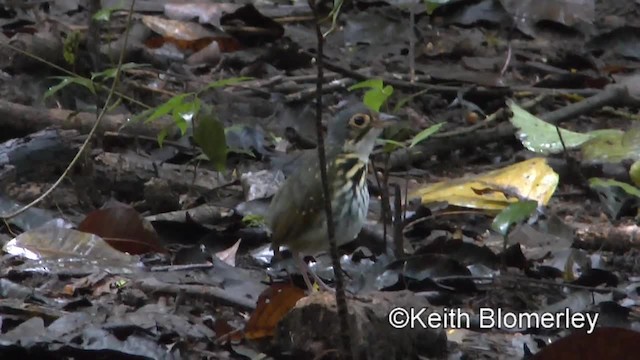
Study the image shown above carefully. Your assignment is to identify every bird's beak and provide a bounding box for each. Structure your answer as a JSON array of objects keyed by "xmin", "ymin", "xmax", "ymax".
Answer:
[{"xmin": 374, "ymin": 112, "xmax": 399, "ymax": 128}]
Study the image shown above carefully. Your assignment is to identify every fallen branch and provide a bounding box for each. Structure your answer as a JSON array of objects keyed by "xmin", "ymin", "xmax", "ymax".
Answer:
[{"xmin": 0, "ymin": 99, "xmax": 172, "ymax": 138}]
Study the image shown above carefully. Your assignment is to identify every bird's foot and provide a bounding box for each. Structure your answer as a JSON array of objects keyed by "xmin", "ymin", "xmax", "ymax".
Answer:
[
  {"xmin": 295, "ymin": 253, "xmax": 356, "ymax": 296},
  {"xmin": 299, "ymin": 265, "xmax": 334, "ymax": 293},
  {"xmin": 308, "ymin": 269, "xmax": 364, "ymax": 301},
  {"xmin": 310, "ymin": 270, "xmax": 335, "ymax": 293}
]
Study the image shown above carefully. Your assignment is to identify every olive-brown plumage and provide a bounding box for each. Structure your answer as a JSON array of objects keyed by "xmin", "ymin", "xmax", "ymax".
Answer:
[{"xmin": 267, "ymin": 103, "xmax": 396, "ymax": 290}]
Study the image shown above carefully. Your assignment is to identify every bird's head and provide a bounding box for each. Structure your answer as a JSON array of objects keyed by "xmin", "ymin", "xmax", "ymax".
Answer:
[{"xmin": 327, "ymin": 103, "xmax": 397, "ymax": 160}]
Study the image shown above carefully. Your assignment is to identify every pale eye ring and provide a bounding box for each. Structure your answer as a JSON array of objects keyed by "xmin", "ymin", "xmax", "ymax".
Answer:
[{"xmin": 349, "ymin": 114, "xmax": 370, "ymax": 127}]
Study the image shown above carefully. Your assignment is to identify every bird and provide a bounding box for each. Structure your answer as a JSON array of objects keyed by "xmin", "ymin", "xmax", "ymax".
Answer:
[{"xmin": 267, "ymin": 102, "xmax": 397, "ymax": 291}]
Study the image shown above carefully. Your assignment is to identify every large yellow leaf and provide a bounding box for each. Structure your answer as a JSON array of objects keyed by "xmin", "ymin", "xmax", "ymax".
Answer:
[{"xmin": 410, "ymin": 157, "xmax": 559, "ymax": 210}]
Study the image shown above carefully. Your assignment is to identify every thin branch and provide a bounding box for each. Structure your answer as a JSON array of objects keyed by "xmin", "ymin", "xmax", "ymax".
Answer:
[
  {"xmin": 308, "ymin": 1, "xmax": 353, "ymax": 359},
  {"xmin": 499, "ymin": 43, "xmax": 512, "ymax": 78},
  {"xmin": 381, "ymin": 154, "xmax": 392, "ymax": 253},
  {"xmin": 392, "ymin": 183, "xmax": 404, "ymax": 258},
  {"xmin": 408, "ymin": 3, "xmax": 416, "ymax": 83}
]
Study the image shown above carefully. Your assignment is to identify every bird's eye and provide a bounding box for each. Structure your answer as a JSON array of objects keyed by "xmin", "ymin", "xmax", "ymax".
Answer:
[{"xmin": 349, "ymin": 114, "xmax": 370, "ymax": 128}]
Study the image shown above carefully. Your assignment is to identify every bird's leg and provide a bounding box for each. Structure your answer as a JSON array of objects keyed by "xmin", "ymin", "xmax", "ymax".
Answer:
[
  {"xmin": 294, "ymin": 252, "xmax": 316, "ymax": 292},
  {"xmin": 309, "ymin": 266, "xmax": 335, "ymax": 293},
  {"xmin": 294, "ymin": 252, "xmax": 334, "ymax": 292}
]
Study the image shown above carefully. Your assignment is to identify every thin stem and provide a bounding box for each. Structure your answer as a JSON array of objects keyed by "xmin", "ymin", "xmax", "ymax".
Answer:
[
  {"xmin": 308, "ymin": 1, "xmax": 353, "ymax": 359},
  {"xmin": 392, "ymin": 183, "xmax": 404, "ymax": 258}
]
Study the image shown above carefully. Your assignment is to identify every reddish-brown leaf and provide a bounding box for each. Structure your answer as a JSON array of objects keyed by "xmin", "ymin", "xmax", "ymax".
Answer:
[
  {"xmin": 243, "ymin": 283, "xmax": 305, "ymax": 340},
  {"xmin": 78, "ymin": 201, "xmax": 167, "ymax": 255},
  {"xmin": 532, "ymin": 327, "xmax": 640, "ymax": 360}
]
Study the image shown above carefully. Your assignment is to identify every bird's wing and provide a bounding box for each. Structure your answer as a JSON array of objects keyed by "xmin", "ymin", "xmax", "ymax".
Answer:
[{"xmin": 268, "ymin": 152, "xmax": 327, "ymax": 250}]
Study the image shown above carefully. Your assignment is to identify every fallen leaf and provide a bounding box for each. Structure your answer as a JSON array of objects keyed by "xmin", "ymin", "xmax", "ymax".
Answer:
[
  {"xmin": 410, "ymin": 157, "xmax": 559, "ymax": 210},
  {"xmin": 215, "ymin": 239, "xmax": 241, "ymax": 267},
  {"xmin": 244, "ymin": 283, "xmax": 305, "ymax": 340}
]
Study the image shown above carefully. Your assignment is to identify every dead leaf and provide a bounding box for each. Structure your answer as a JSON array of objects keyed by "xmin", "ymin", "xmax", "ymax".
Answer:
[
  {"xmin": 215, "ymin": 239, "xmax": 241, "ymax": 267},
  {"xmin": 78, "ymin": 200, "xmax": 167, "ymax": 255},
  {"xmin": 244, "ymin": 283, "xmax": 305, "ymax": 340},
  {"xmin": 410, "ymin": 157, "xmax": 559, "ymax": 210},
  {"xmin": 532, "ymin": 327, "xmax": 640, "ymax": 359}
]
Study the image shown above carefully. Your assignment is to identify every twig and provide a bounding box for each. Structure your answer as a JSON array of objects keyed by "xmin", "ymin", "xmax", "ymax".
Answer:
[
  {"xmin": 137, "ymin": 278, "xmax": 258, "ymax": 310},
  {"xmin": 392, "ymin": 183, "xmax": 404, "ymax": 258},
  {"xmin": 432, "ymin": 94, "xmax": 546, "ymax": 138},
  {"xmin": 313, "ymin": 57, "xmax": 602, "ymax": 97},
  {"xmin": 541, "ymin": 85, "xmax": 631, "ymax": 125},
  {"xmin": 555, "ymin": 124, "xmax": 589, "ymax": 191},
  {"xmin": 0, "ymin": 0, "xmax": 137, "ymax": 219},
  {"xmin": 499, "ymin": 43, "xmax": 512, "ymax": 78},
  {"xmin": 308, "ymin": 1, "xmax": 353, "ymax": 359},
  {"xmin": 285, "ymin": 78, "xmax": 355, "ymax": 103},
  {"xmin": 600, "ymin": 106, "xmax": 640, "ymax": 121},
  {"xmin": 150, "ymin": 263, "xmax": 214, "ymax": 272},
  {"xmin": 432, "ymin": 274, "xmax": 617, "ymax": 293},
  {"xmin": 408, "ymin": 3, "xmax": 415, "ymax": 83},
  {"xmin": 381, "ymin": 154, "xmax": 392, "ymax": 254}
]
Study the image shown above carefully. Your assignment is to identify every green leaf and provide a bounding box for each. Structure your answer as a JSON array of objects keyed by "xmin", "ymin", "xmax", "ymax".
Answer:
[
  {"xmin": 44, "ymin": 78, "xmax": 73, "ymax": 99},
  {"xmin": 130, "ymin": 108, "xmax": 154, "ymax": 124},
  {"xmin": 424, "ymin": 1, "xmax": 440, "ymax": 15},
  {"xmin": 93, "ymin": 5, "xmax": 119, "ymax": 21},
  {"xmin": 365, "ymin": 86, "xmax": 394, "ymax": 112},
  {"xmin": 582, "ymin": 127, "xmax": 640, "ymax": 164},
  {"xmin": 92, "ymin": 63, "xmax": 146, "ymax": 81},
  {"xmin": 631, "ymin": 160, "xmax": 640, "ymax": 187},
  {"xmin": 348, "ymin": 78, "xmax": 384, "ymax": 91},
  {"xmin": 193, "ymin": 107, "xmax": 227, "ymax": 171},
  {"xmin": 323, "ymin": 0, "xmax": 344, "ymax": 37},
  {"xmin": 172, "ymin": 97, "xmax": 200, "ymax": 120},
  {"xmin": 63, "ymin": 31, "xmax": 81, "ymax": 65},
  {"xmin": 70, "ymin": 77, "xmax": 96, "ymax": 94},
  {"xmin": 204, "ymin": 77, "xmax": 253, "ymax": 91},
  {"xmin": 381, "ymin": 139, "xmax": 406, "ymax": 153},
  {"xmin": 348, "ymin": 79, "xmax": 394, "ymax": 112},
  {"xmin": 44, "ymin": 76, "xmax": 96, "ymax": 99},
  {"xmin": 589, "ymin": 178, "xmax": 640, "ymax": 198},
  {"xmin": 491, "ymin": 200, "xmax": 538, "ymax": 236},
  {"xmin": 173, "ymin": 117, "xmax": 188, "ymax": 136},
  {"xmin": 424, "ymin": 0, "xmax": 451, "ymax": 15},
  {"xmin": 157, "ymin": 128, "xmax": 168, "ymax": 147},
  {"xmin": 394, "ymin": 89, "xmax": 430, "ymax": 113},
  {"xmin": 145, "ymin": 94, "xmax": 189, "ymax": 123},
  {"xmin": 172, "ymin": 97, "xmax": 200, "ymax": 135},
  {"xmin": 409, "ymin": 123, "xmax": 444, "ymax": 148},
  {"xmin": 509, "ymin": 100, "xmax": 596, "ymax": 154},
  {"xmin": 362, "ymin": 90, "xmax": 386, "ymax": 112}
]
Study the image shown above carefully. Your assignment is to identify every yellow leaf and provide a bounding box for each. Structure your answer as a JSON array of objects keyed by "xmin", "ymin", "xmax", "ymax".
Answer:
[{"xmin": 410, "ymin": 158, "xmax": 559, "ymax": 210}]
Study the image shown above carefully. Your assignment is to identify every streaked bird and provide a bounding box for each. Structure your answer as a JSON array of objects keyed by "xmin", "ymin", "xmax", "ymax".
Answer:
[{"xmin": 267, "ymin": 103, "xmax": 397, "ymax": 290}]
